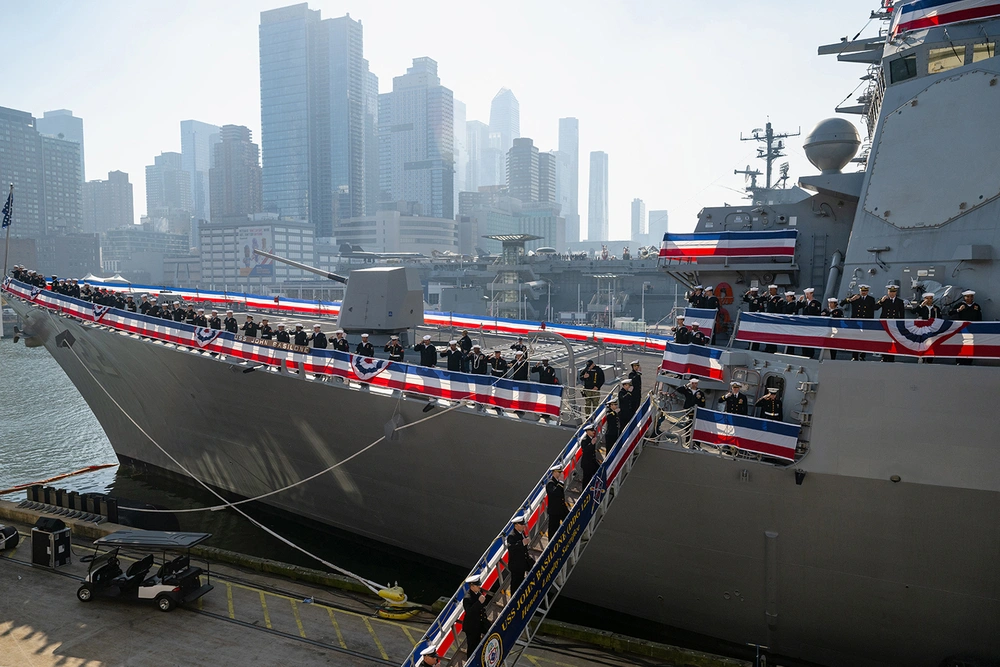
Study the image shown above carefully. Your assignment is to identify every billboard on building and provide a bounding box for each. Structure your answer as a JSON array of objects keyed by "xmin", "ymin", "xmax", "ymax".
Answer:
[{"xmin": 237, "ymin": 227, "xmax": 274, "ymax": 278}]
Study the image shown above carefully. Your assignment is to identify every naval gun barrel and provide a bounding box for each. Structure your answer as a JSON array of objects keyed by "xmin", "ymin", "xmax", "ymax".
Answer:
[{"xmin": 253, "ymin": 249, "xmax": 348, "ymax": 284}]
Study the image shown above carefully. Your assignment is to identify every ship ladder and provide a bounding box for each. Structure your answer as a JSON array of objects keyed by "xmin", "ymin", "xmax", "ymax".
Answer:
[{"xmin": 401, "ymin": 391, "xmax": 655, "ymax": 667}]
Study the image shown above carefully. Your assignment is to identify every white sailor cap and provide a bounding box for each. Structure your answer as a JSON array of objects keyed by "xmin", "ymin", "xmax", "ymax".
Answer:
[
  {"xmin": 688, "ymin": 378, "xmax": 700, "ymax": 385},
  {"xmin": 295, "ymin": 323, "xmax": 303, "ymax": 328},
  {"xmin": 313, "ymin": 324, "xmax": 321, "ymax": 329},
  {"xmin": 768, "ymin": 284, "xmax": 778, "ymax": 289},
  {"xmin": 419, "ymin": 646, "xmax": 439, "ymax": 657},
  {"xmin": 827, "ymin": 297, "xmax": 838, "ymax": 302},
  {"xmin": 197, "ymin": 308, "xmax": 205, "ymax": 312},
  {"xmin": 962, "ymin": 290, "xmax": 976, "ymax": 296},
  {"xmin": 804, "ymin": 287, "xmax": 815, "ymax": 293},
  {"xmin": 211, "ymin": 310, "xmax": 218, "ymax": 314},
  {"xmin": 174, "ymin": 300, "xmax": 181, "ymax": 305},
  {"xmin": 690, "ymin": 322, "xmax": 700, "ymax": 327},
  {"xmin": 464, "ymin": 572, "xmax": 483, "ymax": 584},
  {"xmin": 277, "ymin": 323, "xmax": 285, "ymax": 327},
  {"xmin": 749, "ymin": 286, "xmax": 759, "ymax": 291},
  {"xmin": 361, "ymin": 333, "xmax": 369, "ymax": 337},
  {"xmin": 693, "ymin": 285, "xmax": 703, "ymax": 289},
  {"xmin": 335, "ymin": 329, "xmax": 345, "ymax": 334},
  {"xmin": 859, "ymin": 284, "xmax": 870, "ymax": 289},
  {"xmin": 227, "ymin": 309, "xmax": 234, "ymax": 314},
  {"xmin": 731, "ymin": 380, "xmax": 741, "ymax": 387},
  {"xmin": 391, "ymin": 334, "xmax": 399, "ymax": 339},
  {"xmin": 887, "ymin": 284, "xmax": 898, "ymax": 291},
  {"xmin": 515, "ymin": 350, "xmax": 524, "ymax": 356},
  {"xmin": 472, "ymin": 343, "xmax": 480, "ymax": 348},
  {"xmin": 549, "ymin": 464, "xmax": 564, "ymax": 472},
  {"xmin": 512, "ymin": 514, "xmax": 527, "ymax": 524},
  {"xmin": 675, "ymin": 315, "xmax": 685, "ymax": 320},
  {"xmin": 766, "ymin": 387, "xmax": 778, "ymax": 393},
  {"xmin": 622, "ymin": 378, "xmax": 632, "ymax": 385},
  {"xmin": 922, "ymin": 293, "xmax": 935, "ymax": 299},
  {"xmin": 584, "ymin": 424, "xmax": 596, "ymax": 432},
  {"xmin": 423, "ymin": 334, "xmax": 431, "ymax": 340},
  {"xmin": 705, "ymin": 286, "xmax": 714, "ymax": 291},
  {"xmin": 449, "ymin": 340, "xmax": 457, "ymax": 345},
  {"xmin": 784, "ymin": 291, "xmax": 796, "ymax": 297},
  {"xmin": 631, "ymin": 359, "xmax": 641, "ymax": 365}
]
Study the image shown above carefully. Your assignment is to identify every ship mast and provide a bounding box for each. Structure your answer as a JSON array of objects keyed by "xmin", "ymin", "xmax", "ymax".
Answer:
[{"xmin": 740, "ymin": 121, "xmax": 801, "ymax": 191}]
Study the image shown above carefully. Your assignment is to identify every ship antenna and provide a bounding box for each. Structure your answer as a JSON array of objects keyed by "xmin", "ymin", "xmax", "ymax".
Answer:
[{"xmin": 740, "ymin": 121, "xmax": 801, "ymax": 190}]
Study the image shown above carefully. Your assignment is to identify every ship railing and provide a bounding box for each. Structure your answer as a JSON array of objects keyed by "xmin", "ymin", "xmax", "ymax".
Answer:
[
  {"xmin": 402, "ymin": 390, "xmax": 654, "ymax": 667},
  {"xmin": 0, "ymin": 279, "xmax": 563, "ymax": 420}
]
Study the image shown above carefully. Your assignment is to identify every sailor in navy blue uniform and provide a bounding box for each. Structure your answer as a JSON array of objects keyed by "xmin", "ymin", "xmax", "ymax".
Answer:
[
  {"xmin": 332, "ymin": 329, "xmax": 350, "ymax": 352},
  {"xmin": 688, "ymin": 285, "xmax": 706, "ymax": 309},
  {"xmin": 604, "ymin": 399, "xmax": 621, "ymax": 447},
  {"xmin": 224, "ymin": 310, "xmax": 238, "ymax": 333},
  {"xmin": 618, "ymin": 378, "xmax": 637, "ymax": 425},
  {"xmin": 384, "ymin": 335, "xmax": 406, "ymax": 362},
  {"xmin": 719, "ymin": 381, "xmax": 749, "ymax": 415},
  {"xmin": 458, "ymin": 330, "xmax": 473, "ymax": 372},
  {"xmin": 821, "ymin": 298, "xmax": 844, "ymax": 359},
  {"xmin": 356, "ymin": 333, "xmax": 375, "ymax": 357},
  {"xmin": 413, "ymin": 335, "xmax": 438, "ymax": 367},
  {"xmin": 910, "ymin": 292, "xmax": 941, "ymax": 320},
  {"xmin": 742, "ymin": 286, "xmax": 761, "ymax": 312},
  {"xmin": 506, "ymin": 514, "xmax": 532, "ymax": 592},
  {"xmin": 510, "ymin": 337, "xmax": 527, "ymax": 354},
  {"xmin": 509, "ymin": 351, "xmax": 530, "ymax": 380},
  {"xmin": 702, "ymin": 286, "xmax": 720, "ymax": 312},
  {"xmin": 794, "ymin": 288, "xmax": 823, "ymax": 357},
  {"xmin": 579, "ymin": 426, "xmax": 600, "ymax": 487},
  {"xmin": 949, "ymin": 290, "xmax": 982, "ymax": 365},
  {"xmin": 440, "ymin": 340, "xmax": 465, "ymax": 371},
  {"xmin": 628, "ymin": 360, "xmax": 642, "ymax": 394},
  {"xmin": 241, "ymin": 315, "xmax": 259, "ymax": 338},
  {"xmin": 461, "ymin": 572, "xmax": 491, "ymax": 653},
  {"xmin": 468, "ymin": 344, "xmax": 489, "ymax": 374},
  {"xmin": 258, "ymin": 318, "xmax": 273, "ymax": 339},
  {"xmin": 756, "ymin": 387, "xmax": 783, "ymax": 421},
  {"xmin": 309, "ymin": 324, "xmax": 328, "ymax": 349},
  {"xmin": 875, "ymin": 285, "xmax": 906, "ymax": 362},
  {"xmin": 545, "ymin": 465, "xmax": 569, "ymax": 538},
  {"xmin": 275, "ymin": 324, "xmax": 290, "ymax": 343},
  {"xmin": 418, "ymin": 646, "xmax": 441, "ymax": 665},
  {"xmin": 293, "ymin": 324, "xmax": 308, "ymax": 346},
  {"xmin": 677, "ymin": 377, "xmax": 706, "ymax": 409},
  {"xmin": 531, "ymin": 358, "xmax": 558, "ymax": 384},
  {"xmin": 125, "ymin": 296, "xmax": 137, "ymax": 313},
  {"xmin": 208, "ymin": 311, "xmax": 222, "ymax": 330},
  {"xmin": 488, "ymin": 349, "xmax": 509, "ymax": 377},
  {"xmin": 193, "ymin": 308, "xmax": 208, "ymax": 328},
  {"xmin": 843, "ymin": 284, "xmax": 876, "ymax": 359},
  {"xmin": 672, "ymin": 315, "xmax": 691, "ymax": 344},
  {"xmin": 139, "ymin": 295, "xmax": 152, "ymax": 315},
  {"xmin": 690, "ymin": 323, "xmax": 708, "ymax": 346}
]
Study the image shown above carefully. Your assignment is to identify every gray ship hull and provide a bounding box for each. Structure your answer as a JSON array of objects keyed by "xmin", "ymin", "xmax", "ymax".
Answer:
[{"xmin": 11, "ymin": 300, "xmax": 999, "ymax": 666}]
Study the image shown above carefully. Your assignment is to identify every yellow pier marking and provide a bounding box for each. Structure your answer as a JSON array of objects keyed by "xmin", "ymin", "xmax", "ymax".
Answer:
[
  {"xmin": 525, "ymin": 656, "xmax": 542, "ymax": 667},
  {"xmin": 259, "ymin": 591, "xmax": 272, "ymax": 629},
  {"xmin": 327, "ymin": 608, "xmax": 347, "ymax": 648},
  {"xmin": 401, "ymin": 625, "xmax": 418, "ymax": 646},
  {"xmin": 363, "ymin": 617, "xmax": 389, "ymax": 660},
  {"xmin": 196, "ymin": 596, "xmax": 203, "ymax": 610},
  {"xmin": 290, "ymin": 600, "xmax": 307, "ymax": 638},
  {"xmin": 226, "ymin": 583, "xmax": 235, "ymax": 619}
]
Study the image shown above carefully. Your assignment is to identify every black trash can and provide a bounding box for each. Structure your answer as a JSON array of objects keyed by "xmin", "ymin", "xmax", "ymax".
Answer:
[
  {"xmin": 31, "ymin": 517, "xmax": 71, "ymax": 568},
  {"xmin": 0, "ymin": 525, "xmax": 18, "ymax": 550}
]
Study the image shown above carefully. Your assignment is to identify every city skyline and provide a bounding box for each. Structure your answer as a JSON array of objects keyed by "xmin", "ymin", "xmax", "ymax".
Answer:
[{"xmin": 2, "ymin": 0, "xmax": 877, "ymax": 239}]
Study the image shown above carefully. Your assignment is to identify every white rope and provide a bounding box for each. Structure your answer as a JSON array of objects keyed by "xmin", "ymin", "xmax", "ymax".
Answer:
[{"xmin": 63, "ymin": 341, "xmax": 484, "ymax": 594}]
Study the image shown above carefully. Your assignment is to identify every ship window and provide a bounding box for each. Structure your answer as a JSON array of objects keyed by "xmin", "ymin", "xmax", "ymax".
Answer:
[
  {"xmin": 972, "ymin": 42, "xmax": 996, "ymax": 62},
  {"xmin": 889, "ymin": 55, "xmax": 918, "ymax": 83},
  {"xmin": 928, "ymin": 46, "xmax": 965, "ymax": 74}
]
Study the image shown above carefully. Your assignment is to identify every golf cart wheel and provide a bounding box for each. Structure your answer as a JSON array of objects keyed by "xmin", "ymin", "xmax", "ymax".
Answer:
[
  {"xmin": 77, "ymin": 586, "xmax": 93, "ymax": 602},
  {"xmin": 156, "ymin": 595, "xmax": 176, "ymax": 612}
]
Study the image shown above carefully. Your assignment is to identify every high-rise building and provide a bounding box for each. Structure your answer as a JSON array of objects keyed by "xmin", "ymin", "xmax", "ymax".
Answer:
[
  {"xmin": 453, "ymin": 99, "xmax": 467, "ymax": 216},
  {"xmin": 40, "ymin": 135, "xmax": 84, "ymax": 235},
  {"xmin": 259, "ymin": 4, "xmax": 369, "ymax": 237},
  {"xmin": 537, "ymin": 152, "xmax": 557, "ymax": 206},
  {"xmin": 588, "ymin": 151, "xmax": 609, "ymax": 242},
  {"xmin": 465, "ymin": 120, "xmax": 489, "ymax": 192},
  {"xmin": 507, "ymin": 138, "xmax": 539, "ymax": 203},
  {"xmin": 381, "ymin": 57, "xmax": 455, "ymax": 220},
  {"xmin": 180, "ymin": 120, "xmax": 221, "ymax": 225},
  {"xmin": 363, "ymin": 64, "xmax": 380, "ymax": 218},
  {"xmin": 557, "ymin": 118, "xmax": 580, "ymax": 243},
  {"xmin": 0, "ymin": 107, "xmax": 83, "ymax": 238},
  {"xmin": 648, "ymin": 209, "xmax": 669, "ymax": 245},
  {"xmin": 145, "ymin": 152, "xmax": 192, "ymax": 238},
  {"xmin": 209, "ymin": 125, "xmax": 262, "ymax": 219},
  {"xmin": 36, "ymin": 109, "xmax": 85, "ymax": 181},
  {"xmin": 489, "ymin": 88, "xmax": 519, "ymax": 155},
  {"xmin": 631, "ymin": 198, "xmax": 646, "ymax": 242},
  {"xmin": 84, "ymin": 171, "xmax": 134, "ymax": 235}
]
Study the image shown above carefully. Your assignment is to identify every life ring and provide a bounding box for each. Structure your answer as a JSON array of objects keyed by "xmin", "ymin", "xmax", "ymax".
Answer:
[
  {"xmin": 716, "ymin": 308, "xmax": 731, "ymax": 324},
  {"xmin": 716, "ymin": 282, "xmax": 735, "ymax": 305}
]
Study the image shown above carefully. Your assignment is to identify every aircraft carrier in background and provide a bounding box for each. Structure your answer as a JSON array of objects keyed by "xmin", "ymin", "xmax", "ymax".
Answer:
[{"xmin": 5, "ymin": 3, "xmax": 1000, "ymax": 665}]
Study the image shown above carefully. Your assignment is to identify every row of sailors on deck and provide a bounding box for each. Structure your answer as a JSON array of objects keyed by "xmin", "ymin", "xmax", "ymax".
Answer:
[{"xmin": 674, "ymin": 377, "xmax": 783, "ymax": 421}]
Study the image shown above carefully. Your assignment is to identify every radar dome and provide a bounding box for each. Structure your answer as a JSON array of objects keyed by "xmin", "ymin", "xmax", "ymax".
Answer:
[{"xmin": 803, "ymin": 118, "xmax": 861, "ymax": 174}]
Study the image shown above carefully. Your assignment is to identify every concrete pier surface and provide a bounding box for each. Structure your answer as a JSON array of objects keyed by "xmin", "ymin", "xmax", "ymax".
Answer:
[{"xmin": 0, "ymin": 503, "xmax": 749, "ymax": 667}]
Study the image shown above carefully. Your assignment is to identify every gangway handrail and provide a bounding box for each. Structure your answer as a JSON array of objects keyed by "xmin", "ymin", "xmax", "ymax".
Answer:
[
  {"xmin": 402, "ymin": 391, "xmax": 654, "ymax": 667},
  {"xmin": 400, "ymin": 392, "xmax": 618, "ymax": 667}
]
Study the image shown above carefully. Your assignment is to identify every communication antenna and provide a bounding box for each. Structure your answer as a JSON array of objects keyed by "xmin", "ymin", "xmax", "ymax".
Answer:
[
  {"xmin": 733, "ymin": 165, "xmax": 762, "ymax": 199},
  {"xmin": 740, "ymin": 121, "xmax": 801, "ymax": 189}
]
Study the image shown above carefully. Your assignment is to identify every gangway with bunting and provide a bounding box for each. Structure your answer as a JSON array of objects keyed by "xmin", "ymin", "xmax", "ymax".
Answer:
[{"xmin": 400, "ymin": 390, "xmax": 657, "ymax": 667}]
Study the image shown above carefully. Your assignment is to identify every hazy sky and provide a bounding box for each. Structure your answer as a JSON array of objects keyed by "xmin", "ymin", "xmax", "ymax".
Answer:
[{"xmin": 4, "ymin": 0, "xmax": 883, "ymax": 240}]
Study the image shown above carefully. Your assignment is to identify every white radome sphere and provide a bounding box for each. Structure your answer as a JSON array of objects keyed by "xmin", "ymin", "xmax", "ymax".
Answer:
[{"xmin": 803, "ymin": 118, "xmax": 861, "ymax": 174}]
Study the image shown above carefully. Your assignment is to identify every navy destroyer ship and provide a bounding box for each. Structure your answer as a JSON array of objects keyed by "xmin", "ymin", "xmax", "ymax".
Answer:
[{"xmin": 4, "ymin": 2, "xmax": 1000, "ymax": 665}]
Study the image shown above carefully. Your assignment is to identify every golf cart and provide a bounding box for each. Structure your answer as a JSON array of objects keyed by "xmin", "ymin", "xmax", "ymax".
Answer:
[{"xmin": 77, "ymin": 530, "xmax": 213, "ymax": 612}]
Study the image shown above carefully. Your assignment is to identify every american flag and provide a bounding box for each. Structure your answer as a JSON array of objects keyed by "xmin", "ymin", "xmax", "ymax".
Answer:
[{"xmin": 1, "ymin": 185, "xmax": 11, "ymax": 229}]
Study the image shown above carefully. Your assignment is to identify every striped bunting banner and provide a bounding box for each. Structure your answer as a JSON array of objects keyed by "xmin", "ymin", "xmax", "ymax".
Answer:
[
  {"xmin": 693, "ymin": 407, "xmax": 799, "ymax": 461},
  {"xmin": 660, "ymin": 342, "xmax": 725, "ymax": 380},
  {"xmin": 659, "ymin": 230, "xmax": 797, "ymax": 260}
]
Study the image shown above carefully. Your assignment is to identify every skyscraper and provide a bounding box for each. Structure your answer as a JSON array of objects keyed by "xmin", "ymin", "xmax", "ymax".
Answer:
[
  {"xmin": 382, "ymin": 57, "xmax": 454, "ymax": 219},
  {"xmin": 363, "ymin": 64, "xmax": 380, "ymax": 218},
  {"xmin": 453, "ymin": 99, "xmax": 467, "ymax": 215},
  {"xmin": 648, "ymin": 209, "xmax": 669, "ymax": 245},
  {"xmin": 259, "ymin": 4, "xmax": 369, "ymax": 237},
  {"xmin": 84, "ymin": 171, "xmax": 134, "ymax": 235},
  {"xmin": 507, "ymin": 138, "xmax": 539, "ymax": 203},
  {"xmin": 40, "ymin": 135, "xmax": 83, "ymax": 234},
  {"xmin": 588, "ymin": 151, "xmax": 609, "ymax": 242},
  {"xmin": 180, "ymin": 120, "xmax": 221, "ymax": 225},
  {"xmin": 465, "ymin": 120, "xmax": 489, "ymax": 193},
  {"xmin": 631, "ymin": 198, "xmax": 646, "ymax": 242},
  {"xmin": 210, "ymin": 125, "xmax": 262, "ymax": 219},
  {"xmin": 489, "ymin": 88, "xmax": 519, "ymax": 154},
  {"xmin": 557, "ymin": 118, "xmax": 579, "ymax": 243},
  {"xmin": 36, "ymin": 109, "xmax": 85, "ymax": 181},
  {"xmin": 537, "ymin": 152, "xmax": 557, "ymax": 205},
  {"xmin": 0, "ymin": 107, "xmax": 43, "ymax": 238},
  {"xmin": 146, "ymin": 152, "xmax": 192, "ymax": 237}
]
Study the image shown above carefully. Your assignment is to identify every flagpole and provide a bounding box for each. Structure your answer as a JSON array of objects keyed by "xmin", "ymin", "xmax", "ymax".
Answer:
[{"xmin": 2, "ymin": 184, "xmax": 12, "ymax": 279}]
